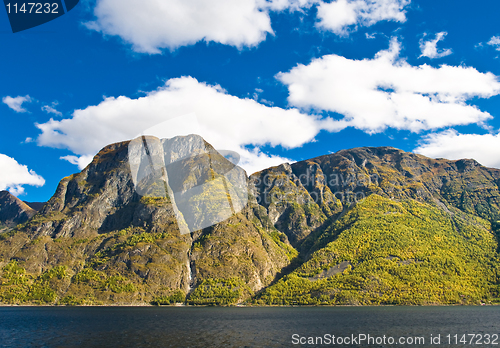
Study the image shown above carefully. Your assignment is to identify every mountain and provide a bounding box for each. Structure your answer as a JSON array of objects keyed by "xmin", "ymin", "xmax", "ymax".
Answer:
[
  {"xmin": 1, "ymin": 136, "xmax": 500, "ymax": 305},
  {"xmin": 250, "ymin": 147, "xmax": 500, "ymax": 305},
  {"xmin": 0, "ymin": 135, "xmax": 291, "ymax": 305},
  {"xmin": 23, "ymin": 202, "xmax": 45, "ymax": 212},
  {"xmin": 0, "ymin": 191, "xmax": 37, "ymax": 229}
]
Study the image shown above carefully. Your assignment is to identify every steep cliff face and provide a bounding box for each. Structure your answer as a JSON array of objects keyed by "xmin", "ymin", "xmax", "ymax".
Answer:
[
  {"xmin": 249, "ymin": 163, "xmax": 340, "ymax": 247},
  {"xmin": 298, "ymin": 147, "xmax": 500, "ymax": 220},
  {"xmin": 0, "ymin": 191, "xmax": 37, "ymax": 228},
  {"xmin": 0, "ymin": 135, "xmax": 291, "ymax": 305},
  {"xmin": 1, "ymin": 141, "xmax": 500, "ymax": 305}
]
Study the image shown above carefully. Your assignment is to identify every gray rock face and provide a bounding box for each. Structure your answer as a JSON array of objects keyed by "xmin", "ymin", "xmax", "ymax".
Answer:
[
  {"xmin": 249, "ymin": 162, "xmax": 341, "ymax": 246},
  {"xmin": 293, "ymin": 147, "xmax": 500, "ymax": 221},
  {"xmin": 128, "ymin": 135, "xmax": 248, "ymax": 234},
  {"xmin": 26, "ymin": 140, "xmax": 144, "ymax": 239}
]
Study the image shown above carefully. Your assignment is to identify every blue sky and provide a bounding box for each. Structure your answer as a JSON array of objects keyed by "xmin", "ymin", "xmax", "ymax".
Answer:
[{"xmin": 2, "ymin": 0, "xmax": 500, "ymax": 202}]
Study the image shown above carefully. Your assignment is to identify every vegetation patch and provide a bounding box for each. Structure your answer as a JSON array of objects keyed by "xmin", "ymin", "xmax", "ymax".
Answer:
[
  {"xmin": 188, "ymin": 278, "xmax": 250, "ymax": 305},
  {"xmin": 151, "ymin": 290, "xmax": 186, "ymax": 305},
  {"xmin": 140, "ymin": 195, "xmax": 170, "ymax": 206},
  {"xmin": 269, "ymin": 230, "xmax": 298, "ymax": 260},
  {"xmin": 256, "ymin": 195, "xmax": 500, "ymax": 305},
  {"xmin": 28, "ymin": 211, "xmax": 67, "ymax": 225},
  {"xmin": 0, "ymin": 262, "xmax": 68, "ymax": 304}
]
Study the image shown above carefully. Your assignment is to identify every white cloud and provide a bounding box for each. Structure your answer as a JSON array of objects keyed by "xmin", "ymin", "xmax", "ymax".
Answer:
[
  {"xmin": 0, "ymin": 154, "xmax": 45, "ymax": 196},
  {"xmin": 2, "ymin": 95, "xmax": 32, "ymax": 113},
  {"xmin": 487, "ymin": 36, "xmax": 500, "ymax": 51},
  {"xmin": 316, "ymin": 0, "xmax": 410, "ymax": 35},
  {"xmin": 85, "ymin": 0, "xmax": 408, "ymax": 53},
  {"xmin": 414, "ymin": 130, "xmax": 500, "ymax": 169},
  {"xmin": 277, "ymin": 38, "xmax": 500, "ymax": 133},
  {"xmin": 265, "ymin": 0, "xmax": 318, "ymax": 11},
  {"xmin": 85, "ymin": 0, "xmax": 281, "ymax": 53},
  {"xmin": 36, "ymin": 77, "xmax": 330, "ymax": 174},
  {"xmin": 59, "ymin": 155, "xmax": 95, "ymax": 170},
  {"xmin": 419, "ymin": 32, "xmax": 452, "ymax": 59},
  {"xmin": 42, "ymin": 102, "xmax": 62, "ymax": 117}
]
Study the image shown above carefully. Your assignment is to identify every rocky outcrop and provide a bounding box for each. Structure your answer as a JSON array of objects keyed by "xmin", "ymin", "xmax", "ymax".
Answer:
[{"xmin": 295, "ymin": 147, "xmax": 500, "ymax": 221}]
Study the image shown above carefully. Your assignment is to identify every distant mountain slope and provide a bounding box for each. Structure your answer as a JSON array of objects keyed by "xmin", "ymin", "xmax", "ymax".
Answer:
[
  {"xmin": 23, "ymin": 202, "xmax": 45, "ymax": 211},
  {"xmin": 1, "ymin": 139, "xmax": 500, "ymax": 305},
  {"xmin": 248, "ymin": 147, "xmax": 500, "ymax": 305},
  {"xmin": 0, "ymin": 191, "xmax": 37, "ymax": 227}
]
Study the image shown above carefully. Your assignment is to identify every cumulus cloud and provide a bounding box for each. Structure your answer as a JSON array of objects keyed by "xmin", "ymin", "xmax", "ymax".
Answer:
[
  {"xmin": 0, "ymin": 154, "xmax": 45, "ymax": 196},
  {"xmin": 419, "ymin": 32, "xmax": 452, "ymax": 59},
  {"xmin": 414, "ymin": 130, "xmax": 500, "ymax": 169},
  {"xmin": 35, "ymin": 77, "xmax": 330, "ymax": 174},
  {"xmin": 2, "ymin": 95, "xmax": 32, "ymax": 113},
  {"xmin": 85, "ymin": 0, "xmax": 282, "ymax": 53},
  {"xmin": 487, "ymin": 36, "xmax": 500, "ymax": 51},
  {"xmin": 85, "ymin": 0, "xmax": 409, "ymax": 53},
  {"xmin": 316, "ymin": 0, "xmax": 410, "ymax": 35},
  {"xmin": 277, "ymin": 38, "xmax": 500, "ymax": 133}
]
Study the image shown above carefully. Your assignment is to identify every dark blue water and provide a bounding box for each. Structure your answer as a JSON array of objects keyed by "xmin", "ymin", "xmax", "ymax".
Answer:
[{"xmin": 1, "ymin": 306, "xmax": 499, "ymax": 347}]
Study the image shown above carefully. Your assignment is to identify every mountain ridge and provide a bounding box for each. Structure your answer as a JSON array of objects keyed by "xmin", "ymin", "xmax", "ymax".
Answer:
[{"xmin": 1, "ymin": 135, "xmax": 500, "ymax": 305}]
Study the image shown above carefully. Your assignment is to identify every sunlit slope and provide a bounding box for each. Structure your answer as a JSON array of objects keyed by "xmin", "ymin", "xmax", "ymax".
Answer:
[{"xmin": 257, "ymin": 195, "xmax": 500, "ymax": 305}]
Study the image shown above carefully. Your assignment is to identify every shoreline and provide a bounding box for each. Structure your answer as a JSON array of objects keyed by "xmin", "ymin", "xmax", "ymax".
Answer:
[{"xmin": 0, "ymin": 303, "xmax": 497, "ymax": 308}]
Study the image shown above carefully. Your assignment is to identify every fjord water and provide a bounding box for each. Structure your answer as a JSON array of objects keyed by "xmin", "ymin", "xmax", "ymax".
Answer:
[{"xmin": 1, "ymin": 307, "xmax": 499, "ymax": 347}]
